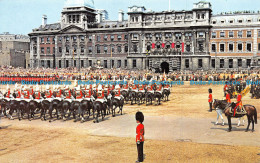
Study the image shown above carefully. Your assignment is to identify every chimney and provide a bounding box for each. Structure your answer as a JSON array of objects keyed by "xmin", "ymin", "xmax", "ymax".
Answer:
[
  {"xmin": 118, "ymin": 10, "xmax": 124, "ymax": 22},
  {"xmin": 42, "ymin": 15, "xmax": 47, "ymax": 26}
]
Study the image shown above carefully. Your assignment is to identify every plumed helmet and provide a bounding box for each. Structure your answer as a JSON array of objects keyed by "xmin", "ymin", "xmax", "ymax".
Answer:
[
  {"xmin": 36, "ymin": 85, "xmax": 40, "ymax": 91},
  {"xmin": 115, "ymin": 85, "xmax": 120, "ymax": 89},
  {"xmin": 135, "ymin": 111, "xmax": 144, "ymax": 123},
  {"xmin": 98, "ymin": 84, "xmax": 102, "ymax": 91},
  {"xmin": 86, "ymin": 85, "xmax": 90, "ymax": 89},
  {"xmin": 14, "ymin": 83, "xmax": 18, "ymax": 90},
  {"xmin": 46, "ymin": 85, "xmax": 50, "ymax": 90}
]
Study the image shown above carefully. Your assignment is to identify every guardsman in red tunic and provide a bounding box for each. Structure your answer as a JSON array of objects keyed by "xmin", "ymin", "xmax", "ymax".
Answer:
[
  {"xmin": 96, "ymin": 85, "xmax": 106, "ymax": 103},
  {"xmin": 54, "ymin": 86, "xmax": 62, "ymax": 101},
  {"xmin": 75, "ymin": 86, "xmax": 83, "ymax": 102},
  {"xmin": 84, "ymin": 85, "xmax": 93, "ymax": 101},
  {"xmin": 104, "ymin": 84, "xmax": 110, "ymax": 97},
  {"xmin": 132, "ymin": 84, "xmax": 138, "ymax": 93},
  {"xmin": 64, "ymin": 86, "xmax": 72, "ymax": 103},
  {"xmin": 23, "ymin": 86, "xmax": 31, "ymax": 101},
  {"xmin": 45, "ymin": 85, "xmax": 53, "ymax": 102},
  {"xmin": 14, "ymin": 84, "xmax": 21, "ymax": 101},
  {"xmin": 224, "ymin": 83, "xmax": 228, "ymax": 97},
  {"xmin": 5, "ymin": 85, "xmax": 11, "ymax": 101},
  {"xmin": 34, "ymin": 86, "xmax": 42, "ymax": 103},
  {"xmin": 135, "ymin": 111, "xmax": 145, "ymax": 163},
  {"xmin": 156, "ymin": 84, "xmax": 162, "ymax": 93},
  {"xmin": 225, "ymin": 90, "xmax": 231, "ymax": 104},
  {"xmin": 208, "ymin": 88, "xmax": 213, "ymax": 112},
  {"xmin": 115, "ymin": 85, "xmax": 123, "ymax": 100},
  {"xmin": 138, "ymin": 84, "xmax": 145, "ymax": 93},
  {"xmin": 29, "ymin": 85, "xmax": 34, "ymax": 96},
  {"xmin": 234, "ymin": 90, "xmax": 243, "ymax": 116}
]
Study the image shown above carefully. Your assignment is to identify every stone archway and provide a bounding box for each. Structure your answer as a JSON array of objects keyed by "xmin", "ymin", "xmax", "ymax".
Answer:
[{"xmin": 161, "ymin": 62, "xmax": 169, "ymax": 73}]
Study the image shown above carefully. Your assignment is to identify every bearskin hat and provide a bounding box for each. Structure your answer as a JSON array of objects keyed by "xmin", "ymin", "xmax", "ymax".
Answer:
[
  {"xmin": 135, "ymin": 111, "xmax": 144, "ymax": 123},
  {"xmin": 208, "ymin": 88, "xmax": 212, "ymax": 93}
]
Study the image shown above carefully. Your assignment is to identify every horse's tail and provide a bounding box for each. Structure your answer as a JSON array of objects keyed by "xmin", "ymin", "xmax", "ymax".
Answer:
[{"xmin": 254, "ymin": 106, "xmax": 257, "ymax": 124}]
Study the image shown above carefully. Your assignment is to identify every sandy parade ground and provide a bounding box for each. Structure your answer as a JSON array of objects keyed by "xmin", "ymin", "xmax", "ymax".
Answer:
[{"xmin": 0, "ymin": 82, "xmax": 260, "ymax": 162}]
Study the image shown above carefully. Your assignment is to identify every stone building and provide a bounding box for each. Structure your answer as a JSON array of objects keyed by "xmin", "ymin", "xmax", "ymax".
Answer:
[
  {"xmin": 210, "ymin": 11, "xmax": 260, "ymax": 70},
  {"xmin": 29, "ymin": 0, "xmax": 213, "ymax": 72},
  {"xmin": 0, "ymin": 33, "xmax": 30, "ymax": 68}
]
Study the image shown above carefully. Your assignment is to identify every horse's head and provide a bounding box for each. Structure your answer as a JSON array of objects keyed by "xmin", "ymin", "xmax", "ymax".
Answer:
[{"xmin": 212, "ymin": 99, "xmax": 219, "ymax": 110}]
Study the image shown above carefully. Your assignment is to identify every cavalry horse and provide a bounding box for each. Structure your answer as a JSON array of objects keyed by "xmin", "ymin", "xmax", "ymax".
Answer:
[
  {"xmin": 108, "ymin": 91, "xmax": 124, "ymax": 117},
  {"xmin": 225, "ymin": 102, "xmax": 257, "ymax": 132},
  {"xmin": 162, "ymin": 88, "xmax": 170, "ymax": 102},
  {"xmin": 129, "ymin": 89, "xmax": 137, "ymax": 105},
  {"xmin": 213, "ymin": 99, "xmax": 257, "ymax": 132},
  {"xmin": 121, "ymin": 90, "xmax": 129, "ymax": 104},
  {"xmin": 145, "ymin": 89, "xmax": 153, "ymax": 106},
  {"xmin": 137, "ymin": 91, "xmax": 145, "ymax": 105}
]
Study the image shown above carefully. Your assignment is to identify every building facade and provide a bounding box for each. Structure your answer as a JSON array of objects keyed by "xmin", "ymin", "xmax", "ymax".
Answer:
[
  {"xmin": 29, "ymin": 0, "xmax": 260, "ymax": 72},
  {"xmin": 210, "ymin": 11, "xmax": 260, "ymax": 70},
  {"xmin": 0, "ymin": 33, "xmax": 30, "ymax": 68}
]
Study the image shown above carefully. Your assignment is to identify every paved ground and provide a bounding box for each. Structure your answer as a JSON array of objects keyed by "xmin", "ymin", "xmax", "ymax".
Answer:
[{"xmin": 1, "ymin": 113, "xmax": 259, "ymax": 147}]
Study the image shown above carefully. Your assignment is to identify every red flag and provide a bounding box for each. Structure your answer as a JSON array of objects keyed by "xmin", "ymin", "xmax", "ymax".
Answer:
[
  {"xmin": 162, "ymin": 43, "xmax": 165, "ymax": 48},
  {"xmin": 171, "ymin": 43, "xmax": 175, "ymax": 48},
  {"xmin": 182, "ymin": 42, "xmax": 184, "ymax": 53},
  {"xmin": 152, "ymin": 43, "xmax": 155, "ymax": 49}
]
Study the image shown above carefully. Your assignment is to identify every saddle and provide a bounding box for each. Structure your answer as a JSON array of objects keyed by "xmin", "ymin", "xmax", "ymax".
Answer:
[{"xmin": 229, "ymin": 106, "xmax": 247, "ymax": 115}]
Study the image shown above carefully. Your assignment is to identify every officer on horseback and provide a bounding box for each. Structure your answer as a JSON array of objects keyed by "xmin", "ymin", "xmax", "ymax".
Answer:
[
  {"xmin": 54, "ymin": 85, "xmax": 62, "ymax": 101},
  {"xmin": 4, "ymin": 85, "xmax": 11, "ymax": 101},
  {"xmin": 83, "ymin": 85, "xmax": 94, "ymax": 101},
  {"xmin": 14, "ymin": 83, "xmax": 21, "ymax": 101},
  {"xmin": 115, "ymin": 85, "xmax": 124, "ymax": 100},
  {"xmin": 64, "ymin": 86, "xmax": 73, "ymax": 103},
  {"xmin": 44, "ymin": 85, "xmax": 53, "ymax": 102},
  {"xmin": 75, "ymin": 86, "xmax": 83, "ymax": 102},
  {"xmin": 95, "ymin": 85, "xmax": 106, "ymax": 103},
  {"xmin": 34, "ymin": 85, "xmax": 42, "ymax": 103}
]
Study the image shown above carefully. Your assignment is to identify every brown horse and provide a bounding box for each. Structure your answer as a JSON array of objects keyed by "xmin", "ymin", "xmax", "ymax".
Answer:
[{"xmin": 224, "ymin": 102, "xmax": 257, "ymax": 132}]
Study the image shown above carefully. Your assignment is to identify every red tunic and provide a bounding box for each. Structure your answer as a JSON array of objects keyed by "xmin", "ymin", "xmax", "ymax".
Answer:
[
  {"xmin": 226, "ymin": 93, "xmax": 231, "ymax": 103},
  {"xmin": 35, "ymin": 92, "xmax": 41, "ymax": 99},
  {"xmin": 97, "ymin": 91, "xmax": 104, "ymax": 99},
  {"xmin": 56, "ymin": 90, "xmax": 62, "ymax": 97},
  {"xmin": 136, "ymin": 123, "xmax": 145, "ymax": 142},
  {"xmin": 16, "ymin": 91, "xmax": 21, "ymax": 98},
  {"xmin": 208, "ymin": 93, "xmax": 213, "ymax": 103},
  {"xmin": 45, "ymin": 90, "xmax": 52, "ymax": 98},
  {"xmin": 224, "ymin": 85, "xmax": 228, "ymax": 91},
  {"xmin": 6, "ymin": 91, "xmax": 10, "ymax": 98},
  {"xmin": 84, "ymin": 90, "xmax": 92, "ymax": 98},
  {"xmin": 65, "ymin": 90, "xmax": 71, "ymax": 99},
  {"xmin": 115, "ymin": 89, "xmax": 120, "ymax": 96},
  {"xmin": 24, "ymin": 91, "xmax": 30, "ymax": 99},
  {"xmin": 76, "ymin": 90, "xmax": 83, "ymax": 99}
]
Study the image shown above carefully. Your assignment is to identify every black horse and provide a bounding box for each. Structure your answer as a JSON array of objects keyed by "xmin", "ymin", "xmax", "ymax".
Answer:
[
  {"xmin": 92, "ymin": 101, "xmax": 106, "ymax": 123},
  {"xmin": 154, "ymin": 91, "xmax": 162, "ymax": 105},
  {"xmin": 129, "ymin": 90, "xmax": 137, "ymax": 105},
  {"xmin": 162, "ymin": 88, "xmax": 170, "ymax": 101},
  {"xmin": 121, "ymin": 90, "xmax": 129, "ymax": 104},
  {"xmin": 145, "ymin": 90, "xmax": 154, "ymax": 106},
  {"xmin": 109, "ymin": 92, "xmax": 124, "ymax": 117}
]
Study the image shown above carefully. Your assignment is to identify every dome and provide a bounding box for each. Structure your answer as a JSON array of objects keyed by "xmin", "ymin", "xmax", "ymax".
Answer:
[{"xmin": 64, "ymin": 0, "xmax": 94, "ymax": 8}]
